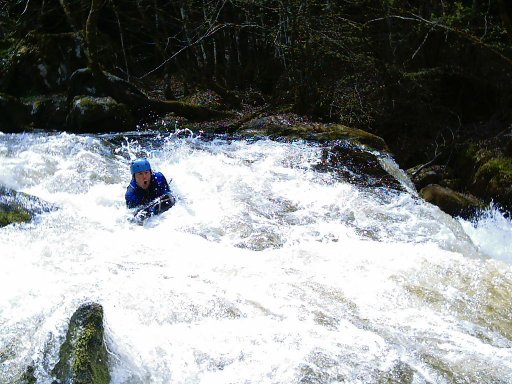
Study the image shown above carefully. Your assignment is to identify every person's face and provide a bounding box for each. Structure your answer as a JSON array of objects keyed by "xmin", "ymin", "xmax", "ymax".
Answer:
[{"xmin": 135, "ymin": 170, "xmax": 151, "ymax": 190}]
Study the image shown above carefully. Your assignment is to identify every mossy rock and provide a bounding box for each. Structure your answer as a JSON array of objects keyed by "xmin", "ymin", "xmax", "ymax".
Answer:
[
  {"xmin": 52, "ymin": 303, "xmax": 110, "ymax": 384},
  {"xmin": 237, "ymin": 115, "xmax": 389, "ymax": 151},
  {"xmin": 0, "ymin": 205, "xmax": 32, "ymax": 227},
  {"xmin": 27, "ymin": 93, "xmax": 68, "ymax": 129},
  {"xmin": 0, "ymin": 185, "xmax": 57, "ymax": 227},
  {"xmin": 420, "ymin": 184, "xmax": 485, "ymax": 218},
  {"xmin": 472, "ymin": 157, "xmax": 512, "ymax": 210},
  {"xmin": 66, "ymin": 96, "xmax": 134, "ymax": 133}
]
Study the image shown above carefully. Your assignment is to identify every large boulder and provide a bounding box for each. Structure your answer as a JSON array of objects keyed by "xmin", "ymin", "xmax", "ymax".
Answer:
[
  {"xmin": 419, "ymin": 184, "xmax": 484, "ymax": 218},
  {"xmin": 236, "ymin": 114, "xmax": 389, "ymax": 152},
  {"xmin": 66, "ymin": 95, "xmax": 134, "ymax": 133},
  {"xmin": 0, "ymin": 185, "xmax": 56, "ymax": 227},
  {"xmin": 52, "ymin": 303, "xmax": 110, "ymax": 384}
]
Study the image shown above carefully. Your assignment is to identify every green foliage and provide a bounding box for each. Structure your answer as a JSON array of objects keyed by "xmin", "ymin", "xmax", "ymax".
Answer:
[
  {"xmin": 52, "ymin": 303, "xmax": 110, "ymax": 384},
  {"xmin": 475, "ymin": 157, "xmax": 512, "ymax": 182}
]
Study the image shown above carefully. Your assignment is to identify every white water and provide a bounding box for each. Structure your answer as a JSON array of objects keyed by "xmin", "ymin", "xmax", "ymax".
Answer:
[{"xmin": 1, "ymin": 131, "xmax": 512, "ymax": 383}]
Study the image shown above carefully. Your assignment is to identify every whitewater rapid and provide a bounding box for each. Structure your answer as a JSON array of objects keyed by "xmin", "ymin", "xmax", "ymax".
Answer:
[{"xmin": 1, "ymin": 131, "xmax": 511, "ymax": 383}]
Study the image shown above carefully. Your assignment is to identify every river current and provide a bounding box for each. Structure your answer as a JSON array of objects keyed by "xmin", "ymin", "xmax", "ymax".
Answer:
[{"xmin": 1, "ymin": 131, "xmax": 511, "ymax": 383}]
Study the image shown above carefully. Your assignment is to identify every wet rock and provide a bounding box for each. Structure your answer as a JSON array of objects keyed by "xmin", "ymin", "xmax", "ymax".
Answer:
[
  {"xmin": 66, "ymin": 95, "xmax": 134, "ymax": 133},
  {"xmin": 52, "ymin": 303, "xmax": 110, "ymax": 384},
  {"xmin": 419, "ymin": 184, "xmax": 484, "ymax": 218},
  {"xmin": 0, "ymin": 203, "xmax": 31, "ymax": 227},
  {"xmin": 314, "ymin": 142, "xmax": 405, "ymax": 191},
  {"xmin": 0, "ymin": 92, "xmax": 31, "ymax": 133},
  {"xmin": 471, "ymin": 157, "xmax": 512, "ymax": 212},
  {"xmin": 0, "ymin": 185, "xmax": 56, "ymax": 227}
]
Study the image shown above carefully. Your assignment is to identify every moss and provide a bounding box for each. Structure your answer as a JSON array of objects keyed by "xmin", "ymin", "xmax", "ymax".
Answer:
[
  {"xmin": 238, "ymin": 119, "xmax": 389, "ymax": 152},
  {"xmin": 474, "ymin": 157, "xmax": 512, "ymax": 190},
  {"xmin": 67, "ymin": 96, "xmax": 134, "ymax": 132},
  {"xmin": 53, "ymin": 303, "xmax": 110, "ymax": 384},
  {"xmin": 0, "ymin": 207, "xmax": 32, "ymax": 227},
  {"xmin": 478, "ymin": 157, "xmax": 512, "ymax": 177},
  {"xmin": 327, "ymin": 124, "xmax": 389, "ymax": 151},
  {"xmin": 71, "ymin": 315, "xmax": 110, "ymax": 384}
]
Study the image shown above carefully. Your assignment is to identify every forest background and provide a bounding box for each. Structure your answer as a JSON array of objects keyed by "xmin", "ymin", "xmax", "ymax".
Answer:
[{"xmin": 1, "ymin": 0, "xmax": 512, "ymax": 212}]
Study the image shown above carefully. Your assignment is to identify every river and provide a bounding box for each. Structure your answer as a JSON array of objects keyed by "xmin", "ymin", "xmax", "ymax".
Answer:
[{"xmin": 1, "ymin": 131, "xmax": 511, "ymax": 383}]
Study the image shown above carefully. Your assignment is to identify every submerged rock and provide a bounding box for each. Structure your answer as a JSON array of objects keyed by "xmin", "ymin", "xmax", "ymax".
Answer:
[
  {"xmin": 52, "ymin": 303, "xmax": 110, "ymax": 384},
  {"xmin": 419, "ymin": 184, "xmax": 484, "ymax": 218},
  {"xmin": 0, "ymin": 185, "xmax": 56, "ymax": 227}
]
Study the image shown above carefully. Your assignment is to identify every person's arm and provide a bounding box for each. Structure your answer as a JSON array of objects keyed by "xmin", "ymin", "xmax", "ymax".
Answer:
[
  {"xmin": 150, "ymin": 173, "xmax": 175, "ymax": 214},
  {"xmin": 125, "ymin": 185, "xmax": 141, "ymax": 209},
  {"xmin": 154, "ymin": 172, "xmax": 171, "ymax": 195}
]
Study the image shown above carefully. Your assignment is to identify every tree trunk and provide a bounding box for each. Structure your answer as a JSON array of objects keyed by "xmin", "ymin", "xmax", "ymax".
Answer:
[{"xmin": 85, "ymin": 0, "xmax": 107, "ymax": 81}]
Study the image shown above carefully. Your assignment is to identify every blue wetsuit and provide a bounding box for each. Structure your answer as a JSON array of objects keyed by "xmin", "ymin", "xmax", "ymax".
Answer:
[{"xmin": 125, "ymin": 172, "xmax": 175, "ymax": 219}]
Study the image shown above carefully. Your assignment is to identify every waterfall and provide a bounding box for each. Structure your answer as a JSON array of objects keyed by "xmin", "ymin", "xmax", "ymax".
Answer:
[{"xmin": 1, "ymin": 131, "xmax": 511, "ymax": 383}]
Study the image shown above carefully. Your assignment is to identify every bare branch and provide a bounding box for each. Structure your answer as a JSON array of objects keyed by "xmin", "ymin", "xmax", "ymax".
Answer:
[
  {"xmin": 139, "ymin": 23, "xmax": 229, "ymax": 79},
  {"xmin": 411, "ymin": 25, "xmax": 436, "ymax": 61},
  {"xmin": 21, "ymin": 0, "xmax": 30, "ymax": 15},
  {"xmin": 367, "ymin": 13, "xmax": 512, "ymax": 66}
]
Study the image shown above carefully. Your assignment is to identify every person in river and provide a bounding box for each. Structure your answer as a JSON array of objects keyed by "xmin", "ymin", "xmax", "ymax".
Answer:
[{"xmin": 125, "ymin": 158, "xmax": 175, "ymax": 221}]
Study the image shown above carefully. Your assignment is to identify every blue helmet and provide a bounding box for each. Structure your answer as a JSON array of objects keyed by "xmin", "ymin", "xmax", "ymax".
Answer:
[{"xmin": 130, "ymin": 158, "xmax": 151, "ymax": 175}]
